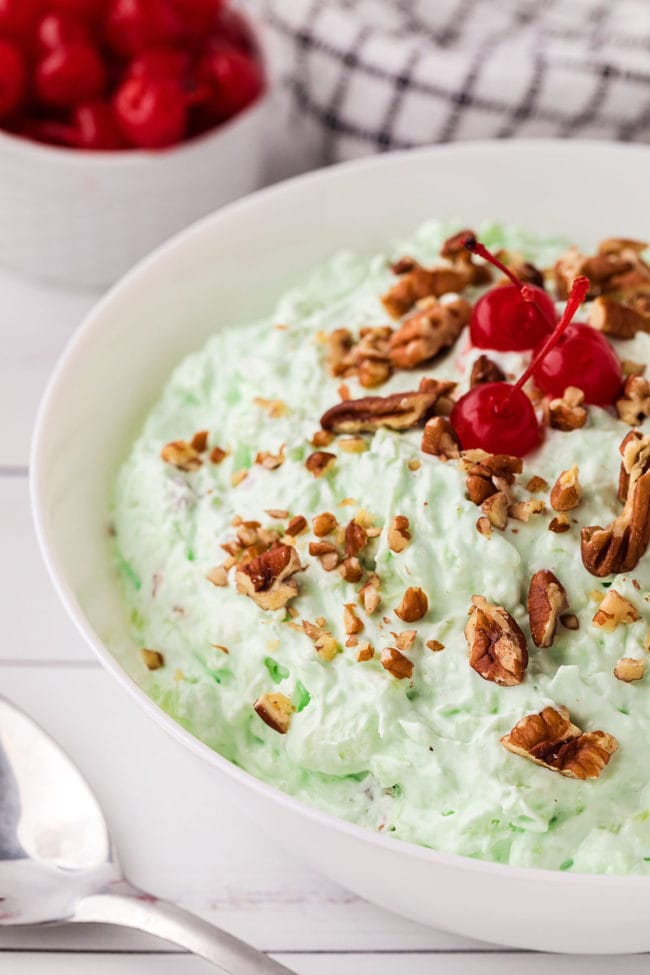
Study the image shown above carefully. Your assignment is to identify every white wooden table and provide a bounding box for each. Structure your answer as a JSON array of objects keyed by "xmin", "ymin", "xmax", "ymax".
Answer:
[{"xmin": 0, "ymin": 265, "xmax": 645, "ymax": 974}]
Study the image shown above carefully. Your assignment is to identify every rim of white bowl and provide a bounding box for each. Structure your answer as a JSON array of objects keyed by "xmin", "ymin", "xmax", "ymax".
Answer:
[
  {"xmin": 30, "ymin": 138, "xmax": 650, "ymax": 887},
  {"xmin": 0, "ymin": 87, "xmax": 270, "ymax": 166}
]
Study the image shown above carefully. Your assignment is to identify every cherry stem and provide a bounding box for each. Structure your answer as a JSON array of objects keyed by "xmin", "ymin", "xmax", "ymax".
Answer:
[{"xmin": 463, "ymin": 236, "xmax": 522, "ymax": 291}]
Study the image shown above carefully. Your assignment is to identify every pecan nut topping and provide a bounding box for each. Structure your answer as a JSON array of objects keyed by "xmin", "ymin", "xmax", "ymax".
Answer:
[
  {"xmin": 470, "ymin": 353, "xmax": 506, "ymax": 387},
  {"xmin": 141, "ymin": 648, "xmax": 164, "ymax": 670},
  {"xmin": 614, "ymin": 657, "xmax": 646, "ymax": 682},
  {"xmin": 421, "ymin": 416, "xmax": 460, "ymax": 460},
  {"xmin": 528, "ymin": 570, "xmax": 569, "ymax": 648},
  {"xmin": 302, "ymin": 619, "xmax": 339, "ymax": 661},
  {"xmin": 395, "ymin": 586, "xmax": 428, "ymax": 622},
  {"xmin": 581, "ymin": 430, "xmax": 650, "ymax": 576},
  {"xmin": 161, "ymin": 439, "xmax": 202, "ymax": 472},
  {"xmin": 592, "ymin": 589, "xmax": 639, "ymax": 630},
  {"xmin": 461, "ymin": 449, "xmax": 522, "ymax": 506},
  {"xmin": 590, "ymin": 294, "xmax": 650, "ymax": 339},
  {"xmin": 305, "ymin": 450, "xmax": 336, "ymax": 477},
  {"xmin": 387, "ymin": 515, "xmax": 411, "ymax": 552},
  {"xmin": 554, "ymin": 238, "xmax": 650, "ymax": 301},
  {"xmin": 381, "ymin": 646, "xmax": 414, "ymax": 680},
  {"xmin": 550, "ymin": 465, "xmax": 582, "ymax": 512},
  {"xmin": 381, "ymin": 257, "xmax": 472, "ymax": 319},
  {"xmin": 481, "ymin": 491, "xmax": 509, "ymax": 530},
  {"xmin": 501, "ymin": 706, "xmax": 617, "ymax": 780},
  {"xmin": 320, "ymin": 378, "xmax": 455, "ymax": 434},
  {"xmin": 236, "ymin": 543, "xmax": 302, "ymax": 611},
  {"xmin": 327, "ymin": 326, "xmax": 394, "ymax": 388},
  {"xmin": 254, "ymin": 692, "xmax": 295, "ymax": 734},
  {"xmin": 616, "ymin": 375, "xmax": 650, "ymax": 426},
  {"xmin": 389, "ymin": 297, "xmax": 471, "ymax": 369},
  {"xmin": 465, "ymin": 595, "xmax": 528, "ymax": 686},
  {"xmin": 544, "ymin": 386, "xmax": 587, "ymax": 432},
  {"xmin": 345, "ymin": 519, "xmax": 368, "ymax": 556}
]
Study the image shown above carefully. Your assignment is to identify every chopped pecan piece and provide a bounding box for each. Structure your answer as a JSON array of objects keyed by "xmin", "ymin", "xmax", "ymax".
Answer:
[
  {"xmin": 481, "ymin": 491, "xmax": 509, "ymax": 530},
  {"xmin": 528, "ymin": 570, "xmax": 569, "ymax": 648},
  {"xmin": 231, "ymin": 469, "xmax": 248, "ymax": 487},
  {"xmin": 545, "ymin": 386, "xmax": 587, "ymax": 431},
  {"xmin": 476, "ymin": 516, "xmax": 492, "ymax": 537},
  {"xmin": 286, "ymin": 515, "xmax": 307, "ymax": 536},
  {"xmin": 501, "ymin": 706, "xmax": 617, "ymax": 780},
  {"xmin": 190, "ymin": 430, "xmax": 209, "ymax": 452},
  {"xmin": 338, "ymin": 555, "xmax": 363, "ymax": 582},
  {"xmin": 554, "ymin": 238, "xmax": 650, "ymax": 300},
  {"xmin": 509, "ymin": 500, "xmax": 545, "ymax": 522},
  {"xmin": 236, "ymin": 544, "xmax": 301, "ymax": 611},
  {"xmin": 254, "ymin": 692, "xmax": 294, "ymax": 734},
  {"xmin": 526, "ymin": 475, "xmax": 549, "ymax": 493},
  {"xmin": 345, "ymin": 519, "xmax": 368, "ymax": 556},
  {"xmin": 320, "ymin": 378, "xmax": 455, "ymax": 434},
  {"xmin": 395, "ymin": 586, "xmax": 428, "ymax": 622},
  {"xmin": 550, "ymin": 465, "xmax": 582, "ymax": 512},
  {"xmin": 254, "ymin": 397, "xmax": 287, "ymax": 418},
  {"xmin": 327, "ymin": 328, "xmax": 354, "ymax": 375},
  {"xmin": 206, "ymin": 565, "xmax": 228, "ymax": 587},
  {"xmin": 344, "ymin": 603, "xmax": 363, "ymax": 635},
  {"xmin": 209, "ymin": 445, "xmax": 227, "ymax": 464},
  {"xmin": 592, "ymin": 589, "xmax": 639, "ymax": 630},
  {"xmin": 161, "ymin": 440, "xmax": 202, "ymax": 472},
  {"xmin": 312, "ymin": 429, "xmax": 334, "ymax": 448},
  {"xmin": 359, "ymin": 573, "xmax": 381, "ymax": 614},
  {"xmin": 389, "ymin": 297, "xmax": 471, "ymax": 369},
  {"xmin": 548, "ymin": 514, "xmax": 570, "ymax": 533},
  {"xmin": 427, "ymin": 639, "xmax": 445, "ymax": 652},
  {"xmin": 470, "ymin": 354, "xmax": 506, "ymax": 387},
  {"xmin": 387, "ymin": 515, "xmax": 411, "ymax": 552},
  {"xmin": 462, "ymin": 450, "xmax": 522, "ymax": 500},
  {"xmin": 421, "ymin": 416, "xmax": 460, "ymax": 459},
  {"xmin": 590, "ymin": 295, "xmax": 650, "ymax": 339},
  {"xmin": 302, "ymin": 619, "xmax": 339, "ymax": 661},
  {"xmin": 339, "ymin": 436, "xmax": 368, "ymax": 453},
  {"xmin": 561, "ymin": 613, "xmax": 579, "ymax": 630},
  {"xmin": 616, "ymin": 375, "xmax": 650, "ymax": 426},
  {"xmin": 382, "ymin": 258, "xmax": 471, "ymax": 319},
  {"xmin": 266, "ymin": 508, "xmax": 290, "ymax": 519},
  {"xmin": 305, "ymin": 450, "xmax": 336, "ymax": 477},
  {"xmin": 313, "ymin": 512, "xmax": 337, "ymax": 536},
  {"xmin": 357, "ymin": 642, "xmax": 375, "ymax": 662},
  {"xmin": 255, "ymin": 445, "xmax": 285, "ymax": 470},
  {"xmin": 141, "ymin": 648, "xmax": 164, "ymax": 670},
  {"xmin": 614, "ymin": 657, "xmax": 645, "ymax": 682},
  {"xmin": 465, "ymin": 595, "xmax": 528, "ymax": 686},
  {"xmin": 381, "ymin": 646, "xmax": 414, "ymax": 680},
  {"xmin": 581, "ymin": 431, "xmax": 650, "ymax": 576},
  {"xmin": 394, "ymin": 629, "xmax": 416, "ymax": 651},
  {"xmin": 328, "ymin": 326, "xmax": 394, "ymax": 388}
]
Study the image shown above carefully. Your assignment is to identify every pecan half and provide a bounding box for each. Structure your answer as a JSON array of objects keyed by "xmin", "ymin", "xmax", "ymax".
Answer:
[
  {"xmin": 236, "ymin": 544, "xmax": 302, "ymax": 610},
  {"xmin": 382, "ymin": 258, "xmax": 471, "ymax": 319},
  {"xmin": 254, "ymin": 692, "xmax": 294, "ymax": 734},
  {"xmin": 381, "ymin": 646, "xmax": 414, "ymax": 680},
  {"xmin": 470, "ymin": 354, "xmax": 506, "ymax": 387},
  {"xmin": 614, "ymin": 657, "xmax": 645, "ymax": 682},
  {"xmin": 465, "ymin": 595, "xmax": 528, "ymax": 686},
  {"xmin": 554, "ymin": 238, "xmax": 650, "ymax": 300},
  {"xmin": 590, "ymin": 295, "xmax": 650, "ymax": 339},
  {"xmin": 161, "ymin": 440, "xmax": 202, "ymax": 472},
  {"xmin": 528, "ymin": 570, "xmax": 568, "ymax": 648},
  {"xmin": 581, "ymin": 431, "xmax": 650, "ymax": 576},
  {"xmin": 550, "ymin": 465, "xmax": 582, "ymax": 511},
  {"xmin": 616, "ymin": 375, "xmax": 650, "ymax": 426},
  {"xmin": 501, "ymin": 706, "xmax": 617, "ymax": 780},
  {"xmin": 389, "ymin": 297, "xmax": 471, "ymax": 369},
  {"xmin": 141, "ymin": 648, "xmax": 164, "ymax": 670},
  {"xmin": 592, "ymin": 589, "xmax": 639, "ymax": 630},
  {"xmin": 320, "ymin": 378, "xmax": 455, "ymax": 434},
  {"xmin": 387, "ymin": 515, "xmax": 411, "ymax": 552},
  {"xmin": 421, "ymin": 416, "xmax": 460, "ymax": 459},
  {"xmin": 395, "ymin": 586, "xmax": 428, "ymax": 622},
  {"xmin": 544, "ymin": 386, "xmax": 587, "ymax": 432},
  {"xmin": 305, "ymin": 450, "xmax": 336, "ymax": 477}
]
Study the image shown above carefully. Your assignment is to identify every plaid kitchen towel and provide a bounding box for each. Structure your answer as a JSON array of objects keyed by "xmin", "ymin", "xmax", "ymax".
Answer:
[{"xmin": 253, "ymin": 0, "xmax": 650, "ymax": 173}]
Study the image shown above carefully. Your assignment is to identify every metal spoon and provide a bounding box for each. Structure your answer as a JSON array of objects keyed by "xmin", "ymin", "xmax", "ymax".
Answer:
[{"xmin": 0, "ymin": 696, "xmax": 293, "ymax": 973}]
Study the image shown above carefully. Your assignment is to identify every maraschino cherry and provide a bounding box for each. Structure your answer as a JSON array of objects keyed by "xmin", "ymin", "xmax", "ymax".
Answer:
[
  {"xmin": 464, "ymin": 236, "xmax": 557, "ymax": 351},
  {"xmin": 451, "ymin": 276, "xmax": 590, "ymax": 456},
  {"xmin": 532, "ymin": 322, "xmax": 622, "ymax": 406}
]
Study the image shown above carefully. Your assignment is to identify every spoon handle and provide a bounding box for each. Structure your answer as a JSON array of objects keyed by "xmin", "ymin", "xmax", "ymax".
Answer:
[{"xmin": 71, "ymin": 882, "xmax": 294, "ymax": 974}]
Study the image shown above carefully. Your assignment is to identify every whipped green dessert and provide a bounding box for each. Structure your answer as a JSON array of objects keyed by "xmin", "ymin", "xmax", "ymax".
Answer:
[{"xmin": 113, "ymin": 221, "xmax": 650, "ymax": 874}]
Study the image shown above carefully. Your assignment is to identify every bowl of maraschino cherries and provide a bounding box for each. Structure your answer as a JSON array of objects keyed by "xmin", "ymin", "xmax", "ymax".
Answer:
[
  {"xmin": 450, "ymin": 236, "xmax": 623, "ymax": 457},
  {"xmin": 0, "ymin": 0, "xmax": 268, "ymax": 287}
]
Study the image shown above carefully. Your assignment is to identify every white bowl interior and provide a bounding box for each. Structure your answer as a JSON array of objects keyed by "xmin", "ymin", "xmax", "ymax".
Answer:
[{"xmin": 32, "ymin": 141, "xmax": 650, "ymax": 953}]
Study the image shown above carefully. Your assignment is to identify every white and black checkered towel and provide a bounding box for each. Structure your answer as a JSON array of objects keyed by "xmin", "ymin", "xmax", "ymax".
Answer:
[{"xmin": 252, "ymin": 0, "xmax": 650, "ymax": 177}]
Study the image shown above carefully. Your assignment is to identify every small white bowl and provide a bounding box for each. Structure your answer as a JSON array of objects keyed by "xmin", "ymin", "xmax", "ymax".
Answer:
[
  {"xmin": 0, "ymin": 70, "xmax": 269, "ymax": 289},
  {"xmin": 31, "ymin": 140, "xmax": 650, "ymax": 954}
]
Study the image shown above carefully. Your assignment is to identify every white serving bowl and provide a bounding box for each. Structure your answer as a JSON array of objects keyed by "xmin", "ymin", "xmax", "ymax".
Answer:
[
  {"xmin": 0, "ymin": 45, "xmax": 269, "ymax": 289},
  {"xmin": 31, "ymin": 140, "xmax": 650, "ymax": 954}
]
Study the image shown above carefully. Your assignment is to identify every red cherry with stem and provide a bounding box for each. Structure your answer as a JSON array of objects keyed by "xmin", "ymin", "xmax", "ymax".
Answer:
[
  {"xmin": 0, "ymin": 0, "xmax": 41, "ymax": 39},
  {"xmin": 0, "ymin": 38, "xmax": 26, "ymax": 119},
  {"xmin": 195, "ymin": 44, "xmax": 263, "ymax": 122},
  {"xmin": 37, "ymin": 13, "xmax": 91, "ymax": 52},
  {"xmin": 35, "ymin": 42, "xmax": 107, "ymax": 107},
  {"xmin": 113, "ymin": 75, "xmax": 186, "ymax": 148},
  {"xmin": 451, "ymin": 276, "xmax": 590, "ymax": 456},
  {"xmin": 532, "ymin": 323, "xmax": 622, "ymax": 406},
  {"xmin": 73, "ymin": 101, "xmax": 127, "ymax": 149},
  {"xmin": 104, "ymin": 0, "xmax": 182, "ymax": 57},
  {"xmin": 464, "ymin": 237, "xmax": 557, "ymax": 351}
]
